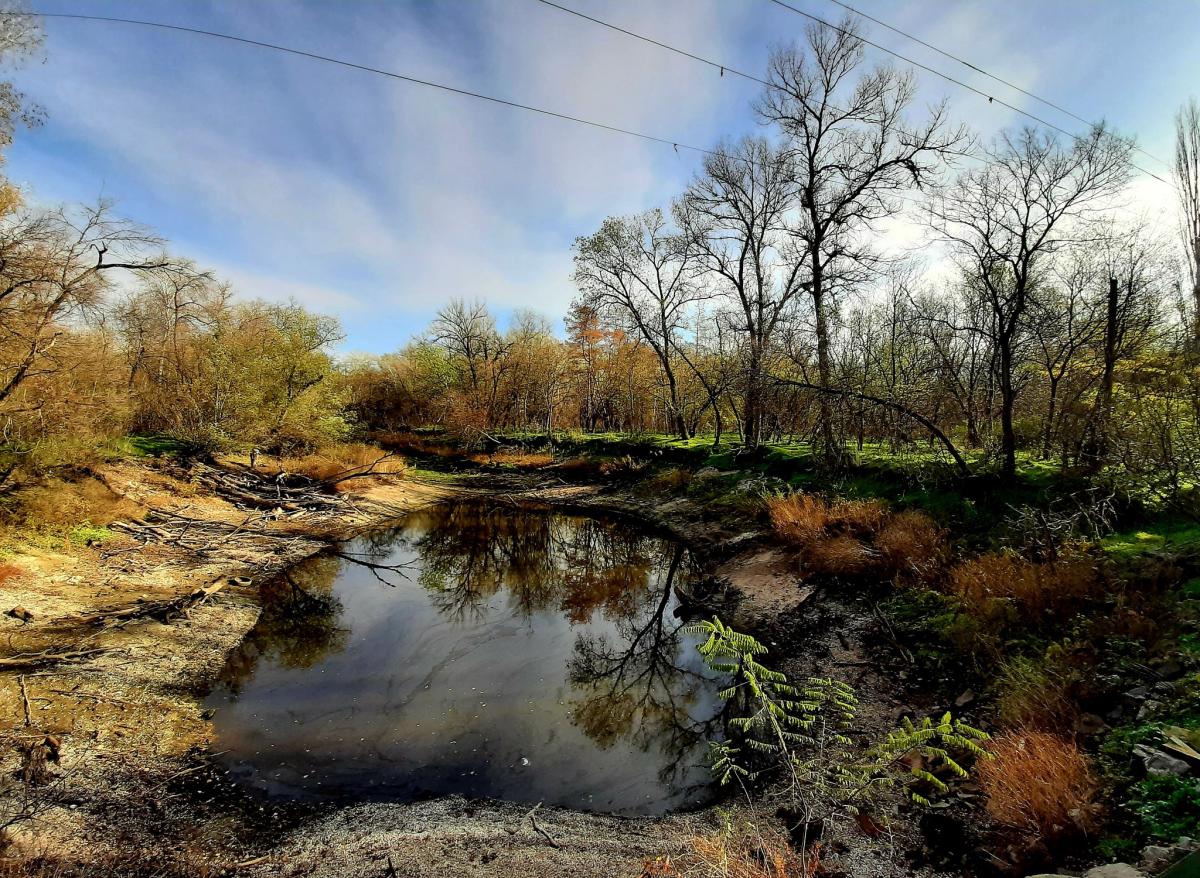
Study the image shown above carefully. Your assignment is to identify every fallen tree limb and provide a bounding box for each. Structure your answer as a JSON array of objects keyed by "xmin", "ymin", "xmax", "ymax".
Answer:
[
  {"xmin": 526, "ymin": 802, "xmax": 561, "ymax": 849},
  {"xmin": 768, "ymin": 376, "xmax": 971, "ymax": 476},
  {"xmin": 57, "ymin": 582, "xmax": 225, "ymax": 627},
  {"xmin": 0, "ymin": 649, "xmax": 110, "ymax": 671}
]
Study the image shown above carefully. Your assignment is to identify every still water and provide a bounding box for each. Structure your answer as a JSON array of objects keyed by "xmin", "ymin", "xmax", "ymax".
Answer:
[{"xmin": 205, "ymin": 503, "xmax": 727, "ymax": 815}]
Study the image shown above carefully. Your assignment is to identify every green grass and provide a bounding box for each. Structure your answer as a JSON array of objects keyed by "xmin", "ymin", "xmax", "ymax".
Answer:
[
  {"xmin": 1104, "ymin": 518, "xmax": 1200, "ymax": 558},
  {"xmin": 113, "ymin": 433, "xmax": 194, "ymax": 458}
]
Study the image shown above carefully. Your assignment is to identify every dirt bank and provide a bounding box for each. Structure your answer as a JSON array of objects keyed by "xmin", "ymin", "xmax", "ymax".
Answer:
[{"xmin": 0, "ymin": 459, "xmax": 939, "ymax": 877}]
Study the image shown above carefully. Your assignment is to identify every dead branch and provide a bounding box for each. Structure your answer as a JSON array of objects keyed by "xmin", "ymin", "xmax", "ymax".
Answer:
[
  {"xmin": 57, "ymin": 581, "xmax": 225, "ymax": 627},
  {"xmin": 0, "ymin": 648, "xmax": 110, "ymax": 671},
  {"xmin": 526, "ymin": 802, "xmax": 561, "ymax": 849}
]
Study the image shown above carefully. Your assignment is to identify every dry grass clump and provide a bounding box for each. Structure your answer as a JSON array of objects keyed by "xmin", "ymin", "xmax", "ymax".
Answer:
[
  {"xmin": 977, "ymin": 731, "xmax": 1100, "ymax": 840},
  {"xmin": 469, "ymin": 450, "xmax": 555, "ymax": 468},
  {"xmin": 994, "ymin": 656, "xmax": 1079, "ymax": 731},
  {"xmin": 275, "ymin": 442, "xmax": 406, "ymax": 485},
  {"xmin": 766, "ymin": 493, "xmax": 943, "ymax": 581},
  {"xmin": 651, "ymin": 468, "xmax": 693, "ymax": 492},
  {"xmin": 676, "ymin": 823, "xmax": 817, "ymax": 878},
  {"xmin": 947, "ymin": 551, "xmax": 1102, "ymax": 628}
]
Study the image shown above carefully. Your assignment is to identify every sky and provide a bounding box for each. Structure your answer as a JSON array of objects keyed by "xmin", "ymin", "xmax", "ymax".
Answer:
[{"xmin": 6, "ymin": 0, "xmax": 1200, "ymax": 354}]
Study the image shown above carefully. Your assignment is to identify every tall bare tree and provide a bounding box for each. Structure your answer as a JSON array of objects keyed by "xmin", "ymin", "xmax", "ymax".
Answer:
[
  {"xmin": 572, "ymin": 209, "xmax": 703, "ymax": 439},
  {"xmin": 1175, "ymin": 97, "xmax": 1200, "ymax": 343},
  {"xmin": 926, "ymin": 125, "xmax": 1131, "ymax": 480},
  {"xmin": 757, "ymin": 13, "xmax": 969, "ymax": 468},
  {"xmin": 676, "ymin": 136, "xmax": 802, "ymax": 449}
]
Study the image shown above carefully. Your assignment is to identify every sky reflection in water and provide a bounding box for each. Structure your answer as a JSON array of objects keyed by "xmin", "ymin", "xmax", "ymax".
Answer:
[{"xmin": 205, "ymin": 503, "xmax": 726, "ymax": 814}]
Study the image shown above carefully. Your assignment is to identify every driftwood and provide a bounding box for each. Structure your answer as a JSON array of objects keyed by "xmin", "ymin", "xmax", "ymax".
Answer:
[
  {"xmin": 58, "ymin": 582, "xmax": 225, "ymax": 627},
  {"xmin": 526, "ymin": 803, "xmax": 561, "ymax": 849},
  {"xmin": 0, "ymin": 648, "xmax": 110, "ymax": 671}
]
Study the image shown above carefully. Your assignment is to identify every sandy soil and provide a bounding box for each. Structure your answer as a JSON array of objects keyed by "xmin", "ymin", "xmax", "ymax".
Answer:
[{"xmin": 0, "ymin": 460, "xmax": 950, "ymax": 877}]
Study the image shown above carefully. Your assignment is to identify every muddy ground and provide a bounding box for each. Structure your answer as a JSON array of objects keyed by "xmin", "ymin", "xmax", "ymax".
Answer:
[{"xmin": 0, "ymin": 459, "xmax": 956, "ymax": 877}]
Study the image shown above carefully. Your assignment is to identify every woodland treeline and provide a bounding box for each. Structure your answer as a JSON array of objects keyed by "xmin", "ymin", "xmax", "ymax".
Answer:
[{"xmin": 3, "ymin": 15, "xmax": 1200, "ymax": 497}]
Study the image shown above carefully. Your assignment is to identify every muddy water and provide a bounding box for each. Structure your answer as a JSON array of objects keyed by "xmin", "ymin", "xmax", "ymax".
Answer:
[{"xmin": 205, "ymin": 503, "xmax": 726, "ymax": 815}]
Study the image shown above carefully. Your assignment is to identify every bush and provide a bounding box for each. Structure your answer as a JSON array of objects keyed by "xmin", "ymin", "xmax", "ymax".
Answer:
[
  {"xmin": 993, "ymin": 654, "xmax": 1079, "ymax": 731},
  {"xmin": 273, "ymin": 443, "xmax": 406, "ymax": 485},
  {"xmin": 977, "ymin": 731, "xmax": 1100, "ymax": 840},
  {"xmin": 766, "ymin": 493, "xmax": 944, "ymax": 582}
]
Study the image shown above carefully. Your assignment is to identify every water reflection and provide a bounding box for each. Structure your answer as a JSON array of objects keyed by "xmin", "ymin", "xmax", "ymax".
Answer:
[{"xmin": 207, "ymin": 502, "xmax": 724, "ymax": 814}]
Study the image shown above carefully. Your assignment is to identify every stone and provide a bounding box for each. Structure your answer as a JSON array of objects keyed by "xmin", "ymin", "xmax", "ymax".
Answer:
[
  {"xmin": 1141, "ymin": 844, "xmax": 1178, "ymax": 872},
  {"xmin": 1076, "ymin": 713, "xmax": 1110, "ymax": 736},
  {"xmin": 1157, "ymin": 662, "xmax": 1184, "ymax": 680},
  {"xmin": 1124, "ymin": 686, "xmax": 1151, "ymax": 706},
  {"xmin": 955, "ymin": 689, "xmax": 976, "ymax": 707},
  {"xmin": 5, "ymin": 606, "xmax": 32, "ymax": 622},
  {"xmin": 693, "ymin": 466, "xmax": 721, "ymax": 480},
  {"xmin": 1083, "ymin": 865, "xmax": 1146, "ymax": 878},
  {"xmin": 1135, "ymin": 745, "xmax": 1192, "ymax": 777},
  {"xmin": 887, "ymin": 705, "xmax": 915, "ymax": 722},
  {"xmin": 1140, "ymin": 700, "xmax": 1166, "ymax": 721}
]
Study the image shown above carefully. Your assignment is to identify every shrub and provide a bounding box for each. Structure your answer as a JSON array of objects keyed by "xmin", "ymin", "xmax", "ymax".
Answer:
[
  {"xmin": 274, "ymin": 442, "xmax": 406, "ymax": 485},
  {"xmin": 993, "ymin": 655, "xmax": 1078, "ymax": 731},
  {"xmin": 977, "ymin": 731, "xmax": 1100, "ymax": 839},
  {"xmin": 766, "ymin": 493, "xmax": 944, "ymax": 582},
  {"xmin": 679, "ymin": 819, "xmax": 816, "ymax": 878},
  {"xmin": 650, "ymin": 468, "xmax": 693, "ymax": 492},
  {"xmin": 946, "ymin": 550, "xmax": 1103, "ymax": 633}
]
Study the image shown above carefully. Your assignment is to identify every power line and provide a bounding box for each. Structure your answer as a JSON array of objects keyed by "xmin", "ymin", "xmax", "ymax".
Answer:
[
  {"xmin": 765, "ymin": 0, "xmax": 1172, "ymax": 186},
  {"xmin": 7, "ymin": 10, "xmax": 726, "ymax": 160},
  {"xmin": 534, "ymin": 0, "xmax": 769, "ymax": 88},
  {"xmin": 822, "ymin": 0, "xmax": 1171, "ymax": 169}
]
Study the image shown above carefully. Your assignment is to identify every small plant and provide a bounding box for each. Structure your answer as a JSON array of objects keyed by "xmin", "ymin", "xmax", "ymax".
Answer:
[{"xmin": 688, "ymin": 618, "xmax": 990, "ymax": 838}]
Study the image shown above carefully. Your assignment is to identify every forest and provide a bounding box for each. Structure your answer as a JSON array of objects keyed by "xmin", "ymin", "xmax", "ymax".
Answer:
[{"xmin": 2, "ymin": 5, "xmax": 1200, "ymax": 878}]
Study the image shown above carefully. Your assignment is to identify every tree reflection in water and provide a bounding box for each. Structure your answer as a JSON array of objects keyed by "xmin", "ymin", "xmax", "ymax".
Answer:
[
  {"xmin": 221, "ymin": 555, "xmax": 349, "ymax": 695},
  {"xmin": 398, "ymin": 503, "xmax": 726, "ymax": 783}
]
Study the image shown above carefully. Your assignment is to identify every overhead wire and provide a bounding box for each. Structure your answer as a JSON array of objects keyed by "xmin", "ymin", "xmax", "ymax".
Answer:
[
  {"xmin": 765, "ymin": 0, "xmax": 1172, "ymax": 186},
  {"xmin": 821, "ymin": 0, "xmax": 1171, "ymax": 169}
]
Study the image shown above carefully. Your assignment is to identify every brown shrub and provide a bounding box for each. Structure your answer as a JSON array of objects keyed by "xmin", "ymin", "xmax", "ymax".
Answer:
[
  {"xmin": 276, "ymin": 442, "xmax": 406, "ymax": 485},
  {"xmin": 469, "ymin": 450, "xmax": 555, "ymax": 469},
  {"xmin": 994, "ymin": 656, "xmax": 1079, "ymax": 732},
  {"xmin": 651, "ymin": 468, "xmax": 693, "ymax": 492},
  {"xmin": 877, "ymin": 511, "xmax": 946, "ymax": 584},
  {"xmin": 977, "ymin": 731, "xmax": 1100, "ymax": 839},
  {"xmin": 767, "ymin": 493, "xmax": 943, "ymax": 581},
  {"xmin": 947, "ymin": 551, "xmax": 1103, "ymax": 629}
]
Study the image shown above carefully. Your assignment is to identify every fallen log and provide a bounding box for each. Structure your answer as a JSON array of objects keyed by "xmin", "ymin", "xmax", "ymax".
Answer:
[
  {"xmin": 0, "ymin": 648, "xmax": 110, "ymax": 671},
  {"xmin": 58, "ymin": 582, "xmax": 226, "ymax": 627}
]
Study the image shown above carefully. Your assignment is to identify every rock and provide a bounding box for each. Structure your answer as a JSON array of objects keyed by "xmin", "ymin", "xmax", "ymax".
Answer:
[
  {"xmin": 1083, "ymin": 865, "xmax": 1145, "ymax": 878},
  {"xmin": 1139, "ymin": 700, "xmax": 1166, "ymax": 721},
  {"xmin": 693, "ymin": 466, "xmax": 721, "ymax": 480},
  {"xmin": 1141, "ymin": 844, "xmax": 1177, "ymax": 872},
  {"xmin": 5, "ymin": 606, "xmax": 32, "ymax": 622},
  {"xmin": 887, "ymin": 705, "xmax": 916, "ymax": 723},
  {"xmin": 955, "ymin": 689, "xmax": 976, "ymax": 707},
  {"xmin": 1135, "ymin": 745, "xmax": 1191, "ymax": 777},
  {"xmin": 1076, "ymin": 713, "xmax": 1110, "ymax": 736},
  {"xmin": 1124, "ymin": 686, "xmax": 1150, "ymax": 707},
  {"xmin": 1156, "ymin": 662, "xmax": 1184, "ymax": 681}
]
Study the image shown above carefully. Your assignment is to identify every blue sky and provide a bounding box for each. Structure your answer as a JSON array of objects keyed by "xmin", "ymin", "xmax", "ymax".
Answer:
[{"xmin": 8, "ymin": 0, "xmax": 1199, "ymax": 354}]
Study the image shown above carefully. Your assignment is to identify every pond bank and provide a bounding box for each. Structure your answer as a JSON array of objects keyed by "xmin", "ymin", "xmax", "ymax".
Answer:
[{"xmin": 0, "ymin": 457, "xmax": 928, "ymax": 877}]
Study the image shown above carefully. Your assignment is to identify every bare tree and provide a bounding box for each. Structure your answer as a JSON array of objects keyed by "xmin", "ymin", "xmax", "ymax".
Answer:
[
  {"xmin": 572, "ymin": 209, "xmax": 704, "ymax": 439},
  {"xmin": 757, "ymin": 13, "xmax": 969, "ymax": 468},
  {"xmin": 1175, "ymin": 97, "xmax": 1200, "ymax": 343},
  {"xmin": 676, "ymin": 136, "xmax": 802, "ymax": 449},
  {"xmin": 926, "ymin": 125, "xmax": 1131, "ymax": 479}
]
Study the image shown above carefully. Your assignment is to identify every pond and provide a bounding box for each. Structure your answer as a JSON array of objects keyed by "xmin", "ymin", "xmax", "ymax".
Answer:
[{"xmin": 205, "ymin": 502, "xmax": 727, "ymax": 815}]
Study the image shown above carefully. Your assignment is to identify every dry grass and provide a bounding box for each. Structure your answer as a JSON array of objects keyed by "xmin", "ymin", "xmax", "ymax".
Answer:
[
  {"xmin": 766, "ymin": 493, "xmax": 943, "ymax": 581},
  {"xmin": 2, "ymin": 475, "xmax": 142, "ymax": 530},
  {"xmin": 651, "ymin": 468, "xmax": 693, "ymax": 492},
  {"xmin": 947, "ymin": 551, "xmax": 1102, "ymax": 627},
  {"xmin": 468, "ymin": 450, "xmax": 555, "ymax": 468},
  {"xmin": 676, "ymin": 824, "xmax": 817, "ymax": 878},
  {"xmin": 977, "ymin": 731, "xmax": 1100, "ymax": 839},
  {"xmin": 274, "ymin": 442, "xmax": 406, "ymax": 485},
  {"xmin": 994, "ymin": 656, "xmax": 1079, "ymax": 731}
]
